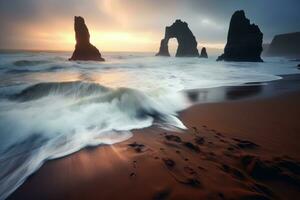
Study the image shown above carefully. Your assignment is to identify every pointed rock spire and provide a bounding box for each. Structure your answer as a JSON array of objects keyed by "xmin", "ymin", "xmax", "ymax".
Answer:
[{"xmin": 69, "ymin": 16, "xmax": 104, "ymax": 61}]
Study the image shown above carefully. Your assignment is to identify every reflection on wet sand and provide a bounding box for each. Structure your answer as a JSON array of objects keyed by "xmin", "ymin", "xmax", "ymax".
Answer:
[
  {"xmin": 186, "ymin": 84, "xmax": 263, "ymax": 104},
  {"xmin": 185, "ymin": 74, "xmax": 300, "ymax": 104},
  {"xmin": 225, "ymin": 85, "xmax": 262, "ymax": 100}
]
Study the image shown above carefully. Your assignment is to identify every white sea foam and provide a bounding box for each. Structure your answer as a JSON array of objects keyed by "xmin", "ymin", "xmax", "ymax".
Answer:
[{"xmin": 0, "ymin": 51, "xmax": 299, "ymax": 199}]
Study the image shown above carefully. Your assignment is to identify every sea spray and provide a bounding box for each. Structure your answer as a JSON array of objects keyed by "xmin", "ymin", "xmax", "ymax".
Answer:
[{"xmin": 0, "ymin": 81, "xmax": 188, "ymax": 200}]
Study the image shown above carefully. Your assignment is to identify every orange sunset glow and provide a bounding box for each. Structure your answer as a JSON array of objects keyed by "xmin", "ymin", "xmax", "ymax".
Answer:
[
  {"xmin": 7, "ymin": 23, "xmax": 225, "ymax": 53},
  {"xmin": 0, "ymin": 0, "xmax": 228, "ymax": 53}
]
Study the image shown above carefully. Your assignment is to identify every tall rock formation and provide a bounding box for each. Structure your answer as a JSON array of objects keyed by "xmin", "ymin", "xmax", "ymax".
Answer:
[
  {"xmin": 200, "ymin": 47, "xmax": 208, "ymax": 58},
  {"xmin": 217, "ymin": 10, "xmax": 263, "ymax": 62},
  {"xmin": 266, "ymin": 32, "xmax": 300, "ymax": 58},
  {"xmin": 69, "ymin": 16, "xmax": 104, "ymax": 61},
  {"xmin": 156, "ymin": 20, "xmax": 199, "ymax": 57}
]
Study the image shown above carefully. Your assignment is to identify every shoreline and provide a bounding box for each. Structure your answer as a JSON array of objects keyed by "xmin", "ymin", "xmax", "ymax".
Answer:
[
  {"xmin": 8, "ymin": 74, "xmax": 300, "ymax": 200},
  {"xmin": 184, "ymin": 74, "xmax": 300, "ymax": 105}
]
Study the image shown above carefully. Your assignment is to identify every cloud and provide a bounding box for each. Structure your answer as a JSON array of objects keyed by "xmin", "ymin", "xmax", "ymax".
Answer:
[{"xmin": 0, "ymin": 0, "xmax": 299, "ymax": 50}]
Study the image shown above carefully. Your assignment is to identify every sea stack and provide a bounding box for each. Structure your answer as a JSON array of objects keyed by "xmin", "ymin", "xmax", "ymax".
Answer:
[
  {"xmin": 266, "ymin": 32, "xmax": 300, "ymax": 58},
  {"xmin": 69, "ymin": 16, "xmax": 104, "ymax": 61},
  {"xmin": 217, "ymin": 10, "xmax": 263, "ymax": 62},
  {"xmin": 200, "ymin": 47, "xmax": 208, "ymax": 58},
  {"xmin": 156, "ymin": 20, "xmax": 199, "ymax": 57},
  {"xmin": 157, "ymin": 39, "xmax": 170, "ymax": 56}
]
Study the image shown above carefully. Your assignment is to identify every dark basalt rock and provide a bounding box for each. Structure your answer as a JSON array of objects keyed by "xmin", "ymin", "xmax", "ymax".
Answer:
[
  {"xmin": 69, "ymin": 16, "xmax": 104, "ymax": 61},
  {"xmin": 200, "ymin": 47, "xmax": 208, "ymax": 58},
  {"xmin": 266, "ymin": 32, "xmax": 300, "ymax": 58},
  {"xmin": 157, "ymin": 39, "xmax": 170, "ymax": 57},
  {"xmin": 217, "ymin": 10, "xmax": 263, "ymax": 62},
  {"xmin": 156, "ymin": 19, "xmax": 199, "ymax": 57}
]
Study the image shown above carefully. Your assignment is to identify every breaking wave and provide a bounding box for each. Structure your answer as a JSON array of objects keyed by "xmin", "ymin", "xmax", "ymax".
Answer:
[
  {"xmin": 0, "ymin": 81, "xmax": 187, "ymax": 200},
  {"xmin": 13, "ymin": 60, "xmax": 52, "ymax": 67}
]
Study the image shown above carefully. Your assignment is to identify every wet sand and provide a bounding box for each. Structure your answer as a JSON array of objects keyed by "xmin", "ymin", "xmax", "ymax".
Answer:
[{"xmin": 8, "ymin": 76, "xmax": 300, "ymax": 200}]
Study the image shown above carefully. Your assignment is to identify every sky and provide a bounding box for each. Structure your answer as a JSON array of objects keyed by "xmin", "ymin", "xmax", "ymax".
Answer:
[{"xmin": 0, "ymin": 0, "xmax": 299, "ymax": 53}]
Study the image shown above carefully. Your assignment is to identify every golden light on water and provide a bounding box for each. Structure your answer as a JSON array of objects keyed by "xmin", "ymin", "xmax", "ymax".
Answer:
[
  {"xmin": 89, "ymin": 71, "xmax": 129, "ymax": 87},
  {"xmin": 24, "ymin": 72, "xmax": 80, "ymax": 83},
  {"xmin": 23, "ymin": 70, "xmax": 132, "ymax": 89}
]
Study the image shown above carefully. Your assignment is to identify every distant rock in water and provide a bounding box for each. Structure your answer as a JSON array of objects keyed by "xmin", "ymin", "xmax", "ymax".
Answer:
[
  {"xmin": 266, "ymin": 32, "xmax": 300, "ymax": 58},
  {"xmin": 217, "ymin": 10, "xmax": 263, "ymax": 62},
  {"xmin": 157, "ymin": 39, "xmax": 170, "ymax": 56},
  {"xmin": 156, "ymin": 20, "xmax": 199, "ymax": 57},
  {"xmin": 69, "ymin": 16, "xmax": 104, "ymax": 61},
  {"xmin": 200, "ymin": 47, "xmax": 208, "ymax": 58}
]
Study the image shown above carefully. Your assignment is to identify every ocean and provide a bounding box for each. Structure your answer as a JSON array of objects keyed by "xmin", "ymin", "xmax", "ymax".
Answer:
[{"xmin": 0, "ymin": 50, "xmax": 299, "ymax": 199}]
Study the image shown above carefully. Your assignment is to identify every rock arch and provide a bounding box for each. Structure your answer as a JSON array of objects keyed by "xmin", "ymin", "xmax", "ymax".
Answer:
[{"xmin": 156, "ymin": 20, "xmax": 200, "ymax": 57}]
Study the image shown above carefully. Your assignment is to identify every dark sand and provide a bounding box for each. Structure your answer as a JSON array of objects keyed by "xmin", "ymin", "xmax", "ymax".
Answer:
[{"xmin": 9, "ymin": 76, "xmax": 300, "ymax": 200}]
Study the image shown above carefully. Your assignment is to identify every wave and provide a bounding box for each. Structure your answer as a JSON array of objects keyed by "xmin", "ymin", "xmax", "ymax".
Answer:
[
  {"xmin": 7, "ymin": 63, "xmax": 65, "ymax": 74},
  {"xmin": 13, "ymin": 60, "xmax": 51, "ymax": 67},
  {"xmin": 11, "ymin": 81, "xmax": 110, "ymax": 101},
  {"xmin": 0, "ymin": 81, "xmax": 186, "ymax": 200},
  {"xmin": 11, "ymin": 81, "xmax": 186, "ymax": 126},
  {"xmin": 5, "ymin": 69, "xmax": 32, "ymax": 74}
]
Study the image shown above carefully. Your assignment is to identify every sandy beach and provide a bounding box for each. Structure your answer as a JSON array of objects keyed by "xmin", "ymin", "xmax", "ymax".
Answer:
[{"xmin": 8, "ymin": 75, "xmax": 300, "ymax": 200}]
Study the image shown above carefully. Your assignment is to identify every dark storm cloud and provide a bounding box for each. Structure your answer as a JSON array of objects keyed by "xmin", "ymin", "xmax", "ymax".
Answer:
[
  {"xmin": 122, "ymin": 0, "xmax": 300, "ymax": 42},
  {"xmin": 187, "ymin": 0, "xmax": 300, "ymax": 41}
]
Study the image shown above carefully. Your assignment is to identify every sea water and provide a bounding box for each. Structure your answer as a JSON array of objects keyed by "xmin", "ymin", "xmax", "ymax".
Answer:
[{"xmin": 0, "ymin": 51, "xmax": 299, "ymax": 199}]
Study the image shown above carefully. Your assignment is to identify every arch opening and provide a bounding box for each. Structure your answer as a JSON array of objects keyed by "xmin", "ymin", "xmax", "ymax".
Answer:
[
  {"xmin": 168, "ymin": 38, "xmax": 178, "ymax": 57},
  {"xmin": 156, "ymin": 20, "xmax": 200, "ymax": 57}
]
